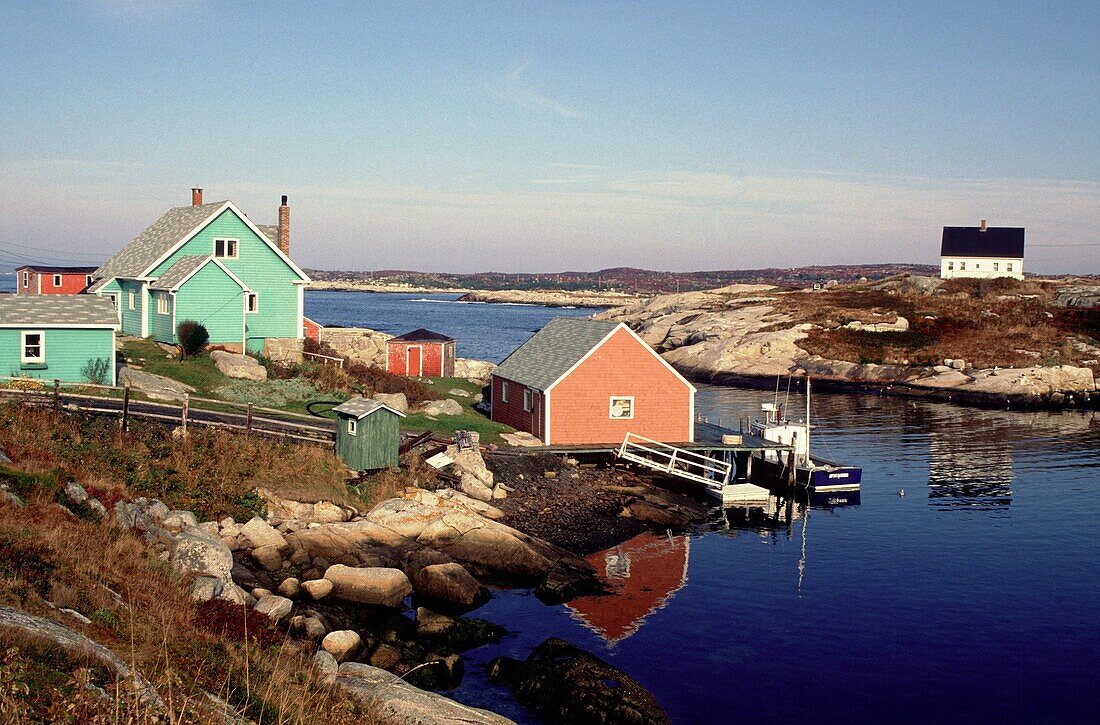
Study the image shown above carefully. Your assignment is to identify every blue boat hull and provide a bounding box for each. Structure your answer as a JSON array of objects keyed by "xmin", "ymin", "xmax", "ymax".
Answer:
[{"xmin": 806, "ymin": 464, "xmax": 862, "ymax": 492}]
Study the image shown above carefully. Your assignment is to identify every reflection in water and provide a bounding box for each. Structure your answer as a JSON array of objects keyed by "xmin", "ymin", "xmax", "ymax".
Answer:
[
  {"xmin": 565, "ymin": 531, "xmax": 690, "ymax": 647},
  {"xmin": 928, "ymin": 407, "xmax": 1013, "ymax": 511}
]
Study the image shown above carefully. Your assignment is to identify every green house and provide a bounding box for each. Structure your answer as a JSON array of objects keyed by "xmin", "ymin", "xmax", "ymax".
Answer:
[
  {"xmin": 332, "ymin": 398, "xmax": 406, "ymax": 472},
  {"xmin": 0, "ymin": 296, "xmax": 118, "ymax": 385},
  {"xmin": 87, "ymin": 191, "xmax": 310, "ymax": 360}
]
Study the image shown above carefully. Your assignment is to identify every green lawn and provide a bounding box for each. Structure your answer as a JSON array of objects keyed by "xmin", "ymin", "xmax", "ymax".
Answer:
[
  {"xmin": 400, "ymin": 377, "xmax": 513, "ymax": 444},
  {"xmin": 120, "ymin": 338, "xmax": 229, "ymax": 395}
]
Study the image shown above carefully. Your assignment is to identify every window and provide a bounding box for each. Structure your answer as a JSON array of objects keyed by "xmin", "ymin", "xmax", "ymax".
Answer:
[
  {"xmin": 347, "ymin": 418, "xmax": 357, "ymax": 436},
  {"xmin": 86, "ymin": 275, "xmax": 93, "ymax": 287},
  {"xmin": 959, "ymin": 261, "xmax": 966, "ymax": 271},
  {"xmin": 993, "ymin": 262, "xmax": 999, "ymax": 272},
  {"xmin": 1007, "ymin": 262, "xmax": 1014, "ymax": 272},
  {"xmin": 53, "ymin": 274, "xmax": 62, "ymax": 287},
  {"xmin": 609, "ymin": 396, "xmax": 634, "ymax": 420},
  {"xmin": 128, "ymin": 290, "xmax": 136, "ymax": 310},
  {"xmin": 523, "ymin": 389, "xmax": 533, "ymax": 412},
  {"xmin": 246, "ymin": 293, "xmax": 258, "ymax": 313},
  {"xmin": 501, "ymin": 381, "xmax": 509, "ymax": 403},
  {"xmin": 21, "ymin": 271, "xmax": 29, "ymax": 287},
  {"xmin": 974, "ymin": 263, "xmax": 980, "ymax": 269},
  {"xmin": 157, "ymin": 293, "xmax": 169, "ymax": 315},
  {"xmin": 947, "ymin": 261, "xmax": 953, "ymax": 271},
  {"xmin": 21, "ymin": 331, "xmax": 44, "ymax": 364},
  {"xmin": 214, "ymin": 238, "xmax": 239, "ymax": 259}
]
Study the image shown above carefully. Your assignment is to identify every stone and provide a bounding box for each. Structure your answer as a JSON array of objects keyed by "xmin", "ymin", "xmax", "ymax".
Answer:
[
  {"xmin": 302, "ymin": 616, "xmax": 327, "ymax": 640},
  {"xmin": 500, "ymin": 431, "xmax": 545, "ymax": 448},
  {"xmin": 189, "ymin": 576, "xmax": 222, "ymax": 602},
  {"xmin": 117, "ymin": 366, "xmax": 195, "ymax": 402},
  {"xmin": 63, "ymin": 481, "xmax": 89, "ymax": 504},
  {"xmin": 240, "ymin": 516, "xmax": 288, "ymax": 550},
  {"xmin": 218, "ymin": 584, "xmax": 254, "ymax": 607},
  {"xmin": 313, "ymin": 650, "xmax": 339, "ymax": 684},
  {"xmin": 251, "ymin": 544, "xmax": 284, "ymax": 571},
  {"xmin": 252, "ymin": 588, "xmax": 272, "ymax": 599},
  {"xmin": 336, "ymin": 662, "xmax": 513, "ymax": 724},
  {"xmin": 197, "ymin": 521, "xmax": 219, "ymax": 536},
  {"xmin": 277, "ymin": 577, "xmax": 300, "ymax": 598},
  {"xmin": 460, "ymin": 474, "xmax": 494, "ymax": 503},
  {"xmin": 415, "ymin": 607, "xmax": 455, "ymax": 637},
  {"xmin": 322, "ymin": 630, "xmax": 362, "ymax": 663},
  {"xmin": 257, "ymin": 488, "xmax": 355, "ymax": 525},
  {"xmin": 324, "ymin": 565, "xmax": 412, "ymax": 608},
  {"xmin": 422, "ymin": 398, "xmax": 463, "ymax": 417},
  {"xmin": 951, "ymin": 359, "xmax": 967, "ymax": 370},
  {"xmin": 368, "ymin": 643, "xmax": 401, "ymax": 670},
  {"xmin": 301, "ymin": 578, "xmax": 334, "ymax": 600},
  {"xmin": 59, "ymin": 608, "xmax": 91, "ymax": 625},
  {"xmin": 253, "ymin": 594, "xmax": 293, "ymax": 623},
  {"xmin": 218, "ymin": 516, "xmax": 236, "ymax": 529},
  {"xmin": 453, "ymin": 357, "xmax": 497, "ymax": 384},
  {"xmin": 317, "ymin": 327, "xmax": 392, "ymax": 367},
  {"xmin": 162, "ymin": 510, "xmax": 199, "ymax": 532},
  {"xmin": 210, "ymin": 350, "xmax": 268, "ymax": 381},
  {"xmin": 372, "ymin": 392, "xmax": 409, "ymax": 414},
  {"xmin": 448, "ymin": 388, "xmax": 471, "ymax": 397},
  {"xmin": 413, "ymin": 563, "xmax": 485, "ymax": 607},
  {"xmin": 171, "ymin": 528, "xmax": 234, "ymax": 582}
]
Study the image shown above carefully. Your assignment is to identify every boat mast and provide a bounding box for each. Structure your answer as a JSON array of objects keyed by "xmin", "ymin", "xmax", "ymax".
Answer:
[{"xmin": 805, "ymin": 377, "xmax": 811, "ymax": 462}]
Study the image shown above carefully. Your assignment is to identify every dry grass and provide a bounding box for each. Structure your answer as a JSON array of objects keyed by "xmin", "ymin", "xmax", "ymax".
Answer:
[{"xmin": 0, "ymin": 483, "xmax": 371, "ymax": 723}]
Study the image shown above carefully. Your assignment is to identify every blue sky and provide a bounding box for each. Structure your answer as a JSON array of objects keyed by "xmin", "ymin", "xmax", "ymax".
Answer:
[{"xmin": 1, "ymin": 1, "xmax": 1098, "ymax": 273}]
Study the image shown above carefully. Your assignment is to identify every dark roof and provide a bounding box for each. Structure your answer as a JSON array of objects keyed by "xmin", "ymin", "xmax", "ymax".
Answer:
[
  {"xmin": 15, "ymin": 266, "xmax": 97, "ymax": 274},
  {"xmin": 941, "ymin": 226, "xmax": 1025, "ymax": 258},
  {"xmin": 389, "ymin": 328, "xmax": 455, "ymax": 343},
  {"xmin": 0, "ymin": 295, "xmax": 119, "ymax": 328},
  {"xmin": 492, "ymin": 317, "xmax": 619, "ymax": 391}
]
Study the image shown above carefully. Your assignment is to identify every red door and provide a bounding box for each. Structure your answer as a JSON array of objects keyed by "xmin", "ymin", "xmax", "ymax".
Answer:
[{"xmin": 407, "ymin": 346, "xmax": 422, "ymax": 376}]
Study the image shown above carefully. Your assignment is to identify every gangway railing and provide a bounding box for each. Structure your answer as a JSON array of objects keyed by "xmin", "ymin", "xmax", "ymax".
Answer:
[{"xmin": 616, "ymin": 433, "xmax": 732, "ymax": 492}]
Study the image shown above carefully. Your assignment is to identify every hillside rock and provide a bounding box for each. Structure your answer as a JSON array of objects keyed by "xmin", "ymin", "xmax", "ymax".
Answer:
[
  {"xmin": 117, "ymin": 367, "xmax": 194, "ymax": 402},
  {"xmin": 257, "ymin": 489, "xmax": 354, "ymax": 525},
  {"xmin": 210, "ymin": 350, "xmax": 268, "ymax": 381},
  {"xmin": 373, "ymin": 392, "xmax": 410, "ymax": 414},
  {"xmin": 454, "ymin": 358, "xmax": 496, "ymax": 384},
  {"xmin": 413, "ymin": 563, "xmax": 486, "ymax": 607},
  {"xmin": 422, "ymin": 399, "xmax": 463, "ymax": 417},
  {"xmin": 318, "ymin": 327, "xmax": 392, "ymax": 367},
  {"xmin": 322, "ymin": 630, "xmax": 362, "ymax": 663},
  {"xmin": 324, "ymin": 565, "xmax": 412, "ymax": 608},
  {"xmin": 337, "ymin": 662, "xmax": 515, "ymax": 724}
]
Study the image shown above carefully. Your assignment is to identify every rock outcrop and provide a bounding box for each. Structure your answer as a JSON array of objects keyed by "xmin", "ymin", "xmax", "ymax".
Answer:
[
  {"xmin": 458, "ymin": 289, "xmax": 643, "ymax": 308},
  {"xmin": 210, "ymin": 350, "xmax": 268, "ymax": 381},
  {"xmin": 117, "ymin": 367, "xmax": 195, "ymax": 402},
  {"xmin": 337, "ymin": 662, "xmax": 515, "ymax": 724},
  {"xmin": 317, "ymin": 327, "xmax": 392, "ymax": 368}
]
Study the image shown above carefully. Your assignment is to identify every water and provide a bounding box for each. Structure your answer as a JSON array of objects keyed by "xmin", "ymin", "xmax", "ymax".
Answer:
[
  {"xmin": 447, "ymin": 387, "xmax": 1100, "ymax": 722},
  {"xmin": 305, "ymin": 290, "xmax": 595, "ymax": 363}
]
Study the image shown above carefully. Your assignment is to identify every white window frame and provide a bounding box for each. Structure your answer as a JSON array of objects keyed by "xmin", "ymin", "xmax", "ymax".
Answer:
[
  {"xmin": 959, "ymin": 261, "xmax": 966, "ymax": 271},
  {"xmin": 157, "ymin": 293, "xmax": 170, "ymax": 315},
  {"xmin": 501, "ymin": 381, "xmax": 509, "ymax": 403},
  {"xmin": 609, "ymin": 396, "xmax": 635, "ymax": 420},
  {"xmin": 1007, "ymin": 262, "xmax": 1014, "ymax": 272},
  {"xmin": 347, "ymin": 418, "xmax": 357, "ymax": 436},
  {"xmin": 53, "ymin": 274, "xmax": 62, "ymax": 287},
  {"xmin": 21, "ymin": 271, "xmax": 29, "ymax": 287},
  {"xmin": 993, "ymin": 262, "xmax": 999, "ymax": 272},
  {"xmin": 128, "ymin": 290, "xmax": 136, "ymax": 310},
  {"xmin": 85, "ymin": 275, "xmax": 93, "ymax": 287},
  {"xmin": 246, "ymin": 292, "xmax": 258, "ymax": 313},
  {"xmin": 947, "ymin": 261, "xmax": 953, "ymax": 271},
  {"xmin": 214, "ymin": 238, "xmax": 239, "ymax": 259},
  {"xmin": 21, "ymin": 331, "xmax": 45, "ymax": 364},
  {"xmin": 523, "ymin": 389, "xmax": 533, "ymax": 412}
]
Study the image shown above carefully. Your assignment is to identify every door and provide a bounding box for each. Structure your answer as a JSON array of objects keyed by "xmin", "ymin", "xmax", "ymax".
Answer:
[
  {"xmin": 106, "ymin": 294, "xmax": 121, "ymax": 322},
  {"xmin": 407, "ymin": 345, "xmax": 422, "ymax": 376}
]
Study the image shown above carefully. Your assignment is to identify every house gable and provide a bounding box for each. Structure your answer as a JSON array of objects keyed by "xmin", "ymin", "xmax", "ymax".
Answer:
[{"xmin": 170, "ymin": 260, "xmax": 247, "ymax": 347}]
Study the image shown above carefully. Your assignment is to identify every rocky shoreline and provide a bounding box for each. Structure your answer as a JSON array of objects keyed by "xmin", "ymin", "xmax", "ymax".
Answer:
[{"xmin": 457, "ymin": 289, "xmax": 645, "ymax": 308}]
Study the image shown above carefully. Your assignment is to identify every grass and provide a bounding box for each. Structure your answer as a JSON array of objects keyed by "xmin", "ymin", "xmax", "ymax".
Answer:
[
  {"xmin": 120, "ymin": 338, "xmax": 228, "ymax": 395},
  {"xmin": 400, "ymin": 377, "xmax": 514, "ymax": 445}
]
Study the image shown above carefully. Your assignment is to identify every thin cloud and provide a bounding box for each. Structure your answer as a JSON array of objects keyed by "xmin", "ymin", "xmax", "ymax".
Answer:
[{"xmin": 488, "ymin": 60, "xmax": 586, "ymax": 119}]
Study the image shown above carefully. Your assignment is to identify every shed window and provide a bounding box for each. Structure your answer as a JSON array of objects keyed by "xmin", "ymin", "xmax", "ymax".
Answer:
[
  {"xmin": 993, "ymin": 262, "xmax": 999, "ymax": 272},
  {"xmin": 501, "ymin": 381, "xmax": 509, "ymax": 403},
  {"xmin": 214, "ymin": 238, "xmax": 239, "ymax": 259},
  {"xmin": 347, "ymin": 418, "xmax": 357, "ymax": 436},
  {"xmin": 247, "ymin": 293, "xmax": 258, "ymax": 313},
  {"xmin": 947, "ymin": 261, "xmax": 953, "ymax": 271},
  {"xmin": 21, "ymin": 331, "xmax": 45, "ymax": 364},
  {"xmin": 523, "ymin": 389, "xmax": 533, "ymax": 412},
  {"xmin": 53, "ymin": 274, "xmax": 62, "ymax": 287},
  {"xmin": 21, "ymin": 271, "xmax": 29, "ymax": 287},
  {"xmin": 974, "ymin": 263, "xmax": 980, "ymax": 269},
  {"xmin": 157, "ymin": 293, "xmax": 170, "ymax": 315},
  {"xmin": 1007, "ymin": 262, "xmax": 1014, "ymax": 272},
  {"xmin": 128, "ymin": 290, "xmax": 136, "ymax": 310},
  {"xmin": 959, "ymin": 261, "xmax": 966, "ymax": 271},
  {"xmin": 609, "ymin": 396, "xmax": 634, "ymax": 420}
]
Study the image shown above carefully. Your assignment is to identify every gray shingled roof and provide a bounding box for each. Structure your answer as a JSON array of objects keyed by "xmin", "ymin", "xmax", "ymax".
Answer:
[
  {"xmin": 257, "ymin": 225, "xmax": 279, "ymax": 245},
  {"xmin": 150, "ymin": 256, "xmax": 213, "ymax": 291},
  {"xmin": 93, "ymin": 202, "xmax": 227, "ymax": 280},
  {"xmin": 492, "ymin": 317, "xmax": 619, "ymax": 391},
  {"xmin": 86, "ymin": 277, "xmax": 113, "ymax": 293},
  {"xmin": 332, "ymin": 397, "xmax": 406, "ymax": 419},
  {"xmin": 0, "ymin": 295, "xmax": 119, "ymax": 328}
]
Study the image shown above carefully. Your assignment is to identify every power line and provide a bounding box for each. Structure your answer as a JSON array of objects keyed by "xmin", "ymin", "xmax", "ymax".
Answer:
[{"xmin": 0, "ymin": 237, "xmax": 106, "ymax": 258}]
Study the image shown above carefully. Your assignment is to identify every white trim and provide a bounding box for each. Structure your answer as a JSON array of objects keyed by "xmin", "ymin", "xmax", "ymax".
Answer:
[
  {"xmin": 343, "ymin": 403, "xmax": 407, "ymax": 420},
  {"xmin": 347, "ymin": 418, "xmax": 357, "ymax": 436},
  {"xmin": 156, "ymin": 256, "xmax": 251, "ymax": 293},
  {"xmin": 246, "ymin": 292, "xmax": 259, "ymax": 313},
  {"xmin": 171, "ymin": 291, "xmax": 177, "ymax": 337},
  {"xmin": 406, "ymin": 344, "xmax": 423, "ymax": 376},
  {"xmin": 37, "ymin": 273, "xmax": 41, "ymax": 294},
  {"xmin": 609, "ymin": 395, "xmax": 635, "ymax": 420},
  {"xmin": 85, "ymin": 275, "xmax": 93, "ymax": 288},
  {"xmin": 21, "ymin": 270, "xmax": 29, "ymax": 289},
  {"xmin": 52, "ymin": 274, "xmax": 62, "ymax": 288},
  {"xmin": 523, "ymin": 388, "xmax": 533, "ymax": 412},
  {"xmin": 0, "ymin": 323, "xmax": 118, "ymax": 330},
  {"xmin": 297, "ymin": 286, "xmax": 305, "ymax": 339},
  {"xmin": 213, "ymin": 237, "xmax": 239, "ymax": 260},
  {"xmin": 139, "ymin": 201, "xmax": 311, "ymax": 282},
  {"xmin": 543, "ymin": 388, "xmax": 551, "ymax": 444},
  {"xmin": 128, "ymin": 290, "xmax": 136, "ymax": 310},
  {"xmin": 20, "ymin": 330, "xmax": 45, "ymax": 364},
  {"xmin": 139, "ymin": 283, "xmax": 149, "ymax": 337},
  {"xmin": 156, "ymin": 292, "xmax": 170, "ymax": 315},
  {"xmin": 544, "ymin": 323, "xmax": 696, "ymax": 394},
  {"xmin": 501, "ymin": 380, "xmax": 509, "ymax": 404}
]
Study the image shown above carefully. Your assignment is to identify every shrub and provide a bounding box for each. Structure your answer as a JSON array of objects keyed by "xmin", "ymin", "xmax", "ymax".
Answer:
[
  {"xmin": 80, "ymin": 358, "xmax": 111, "ymax": 386},
  {"xmin": 176, "ymin": 320, "xmax": 209, "ymax": 359}
]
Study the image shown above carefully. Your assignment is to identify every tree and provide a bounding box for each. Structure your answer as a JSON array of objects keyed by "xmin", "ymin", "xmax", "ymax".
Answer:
[{"xmin": 177, "ymin": 320, "xmax": 209, "ymax": 359}]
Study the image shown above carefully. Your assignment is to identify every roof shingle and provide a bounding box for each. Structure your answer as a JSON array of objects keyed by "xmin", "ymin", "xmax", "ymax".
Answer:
[
  {"xmin": 332, "ymin": 397, "xmax": 406, "ymax": 419},
  {"xmin": 0, "ymin": 295, "xmax": 119, "ymax": 328},
  {"xmin": 492, "ymin": 317, "xmax": 619, "ymax": 391},
  {"xmin": 93, "ymin": 202, "xmax": 227, "ymax": 280},
  {"xmin": 150, "ymin": 256, "xmax": 213, "ymax": 291},
  {"xmin": 941, "ymin": 226, "xmax": 1025, "ymax": 258}
]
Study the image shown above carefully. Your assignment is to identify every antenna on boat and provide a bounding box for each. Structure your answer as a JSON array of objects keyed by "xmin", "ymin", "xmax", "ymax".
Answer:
[{"xmin": 805, "ymin": 377, "xmax": 811, "ymax": 460}]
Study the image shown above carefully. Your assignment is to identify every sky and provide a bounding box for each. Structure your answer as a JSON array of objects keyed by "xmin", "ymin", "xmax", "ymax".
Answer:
[{"xmin": 1, "ymin": 1, "xmax": 1098, "ymax": 274}]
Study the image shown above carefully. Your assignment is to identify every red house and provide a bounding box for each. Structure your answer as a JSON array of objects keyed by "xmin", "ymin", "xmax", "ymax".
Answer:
[
  {"xmin": 386, "ymin": 328, "xmax": 456, "ymax": 378},
  {"xmin": 491, "ymin": 318, "xmax": 695, "ymax": 446},
  {"xmin": 15, "ymin": 266, "xmax": 97, "ymax": 295},
  {"xmin": 303, "ymin": 316, "xmax": 322, "ymax": 344}
]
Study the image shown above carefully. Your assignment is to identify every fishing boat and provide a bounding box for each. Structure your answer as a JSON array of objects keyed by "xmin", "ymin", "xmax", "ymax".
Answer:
[{"xmin": 750, "ymin": 378, "xmax": 862, "ymax": 494}]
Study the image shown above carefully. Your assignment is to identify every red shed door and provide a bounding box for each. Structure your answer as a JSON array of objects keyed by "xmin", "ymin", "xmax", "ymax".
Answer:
[{"xmin": 407, "ymin": 345, "xmax": 422, "ymax": 376}]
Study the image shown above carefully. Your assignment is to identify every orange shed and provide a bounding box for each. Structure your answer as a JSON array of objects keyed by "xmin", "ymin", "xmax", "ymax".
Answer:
[{"xmin": 386, "ymin": 328, "xmax": 456, "ymax": 378}]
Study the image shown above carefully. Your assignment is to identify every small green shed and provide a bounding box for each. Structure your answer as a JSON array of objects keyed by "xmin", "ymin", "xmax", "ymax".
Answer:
[{"xmin": 332, "ymin": 397, "xmax": 406, "ymax": 471}]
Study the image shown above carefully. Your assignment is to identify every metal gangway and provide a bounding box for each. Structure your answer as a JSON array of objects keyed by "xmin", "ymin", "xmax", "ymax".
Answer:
[{"xmin": 616, "ymin": 433, "xmax": 732, "ymax": 495}]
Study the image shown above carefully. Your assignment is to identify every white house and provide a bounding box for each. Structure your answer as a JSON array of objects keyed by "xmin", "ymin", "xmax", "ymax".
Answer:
[{"xmin": 940, "ymin": 220, "xmax": 1025, "ymax": 280}]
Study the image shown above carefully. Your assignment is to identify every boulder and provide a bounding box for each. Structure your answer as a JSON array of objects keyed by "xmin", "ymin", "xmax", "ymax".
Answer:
[
  {"xmin": 413, "ymin": 563, "xmax": 485, "ymax": 607},
  {"xmin": 373, "ymin": 392, "xmax": 409, "ymax": 414},
  {"xmin": 317, "ymin": 327, "xmax": 392, "ymax": 367},
  {"xmin": 301, "ymin": 578, "xmax": 334, "ymax": 600},
  {"xmin": 162, "ymin": 510, "xmax": 198, "ymax": 532},
  {"xmin": 171, "ymin": 528, "xmax": 234, "ymax": 582},
  {"xmin": 453, "ymin": 358, "xmax": 497, "ymax": 384},
  {"xmin": 63, "ymin": 481, "xmax": 89, "ymax": 504},
  {"xmin": 257, "ymin": 488, "xmax": 355, "ymax": 525},
  {"xmin": 210, "ymin": 350, "xmax": 268, "ymax": 381},
  {"xmin": 253, "ymin": 594, "xmax": 293, "ymax": 623},
  {"xmin": 313, "ymin": 650, "xmax": 339, "ymax": 684},
  {"xmin": 368, "ymin": 644, "xmax": 401, "ymax": 670},
  {"xmin": 240, "ymin": 516, "xmax": 288, "ymax": 550},
  {"xmin": 189, "ymin": 576, "xmax": 221, "ymax": 602},
  {"xmin": 322, "ymin": 630, "xmax": 362, "ymax": 663},
  {"xmin": 117, "ymin": 367, "xmax": 195, "ymax": 402},
  {"xmin": 460, "ymin": 474, "xmax": 494, "ymax": 503},
  {"xmin": 422, "ymin": 399, "xmax": 463, "ymax": 417},
  {"xmin": 251, "ymin": 544, "xmax": 284, "ymax": 571},
  {"xmin": 489, "ymin": 637, "xmax": 668, "ymax": 725},
  {"xmin": 415, "ymin": 607, "xmax": 455, "ymax": 637},
  {"xmin": 447, "ymin": 388, "xmax": 471, "ymax": 398},
  {"xmin": 324, "ymin": 565, "xmax": 412, "ymax": 608},
  {"xmin": 337, "ymin": 662, "xmax": 514, "ymax": 724},
  {"xmin": 277, "ymin": 577, "xmax": 300, "ymax": 598}
]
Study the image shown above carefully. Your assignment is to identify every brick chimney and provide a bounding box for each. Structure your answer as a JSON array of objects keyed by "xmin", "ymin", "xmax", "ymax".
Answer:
[
  {"xmin": 277, "ymin": 195, "xmax": 290, "ymax": 256},
  {"xmin": 191, "ymin": 188, "xmax": 203, "ymax": 206},
  {"xmin": 980, "ymin": 218, "xmax": 987, "ymax": 232}
]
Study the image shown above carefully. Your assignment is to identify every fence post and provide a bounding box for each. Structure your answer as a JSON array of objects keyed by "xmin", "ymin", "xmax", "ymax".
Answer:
[
  {"xmin": 181, "ymin": 393, "xmax": 189, "ymax": 434},
  {"xmin": 246, "ymin": 403, "xmax": 254, "ymax": 436},
  {"xmin": 121, "ymin": 386, "xmax": 130, "ymax": 432},
  {"xmin": 53, "ymin": 379, "xmax": 60, "ymax": 411}
]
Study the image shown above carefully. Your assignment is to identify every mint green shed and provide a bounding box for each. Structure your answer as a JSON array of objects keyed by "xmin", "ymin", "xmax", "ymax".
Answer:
[
  {"xmin": 332, "ymin": 398, "xmax": 406, "ymax": 471},
  {"xmin": 0, "ymin": 296, "xmax": 118, "ymax": 385}
]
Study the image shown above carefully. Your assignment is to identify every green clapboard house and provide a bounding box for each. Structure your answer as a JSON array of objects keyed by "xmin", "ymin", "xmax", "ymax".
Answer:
[
  {"xmin": 0, "ymin": 295, "xmax": 119, "ymax": 385},
  {"xmin": 332, "ymin": 397, "xmax": 406, "ymax": 471},
  {"xmin": 88, "ymin": 189, "xmax": 310, "ymax": 359}
]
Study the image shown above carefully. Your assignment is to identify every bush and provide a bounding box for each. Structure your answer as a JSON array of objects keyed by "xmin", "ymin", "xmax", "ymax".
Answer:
[
  {"xmin": 80, "ymin": 358, "xmax": 111, "ymax": 386},
  {"xmin": 176, "ymin": 320, "xmax": 209, "ymax": 359}
]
